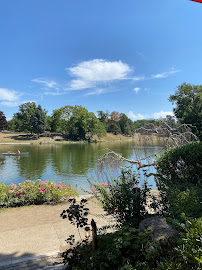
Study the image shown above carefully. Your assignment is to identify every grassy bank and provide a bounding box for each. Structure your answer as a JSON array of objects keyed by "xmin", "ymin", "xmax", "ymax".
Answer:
[{"xmin": 0, "ymin": 132, "xmax": 167, "ymax": 146}]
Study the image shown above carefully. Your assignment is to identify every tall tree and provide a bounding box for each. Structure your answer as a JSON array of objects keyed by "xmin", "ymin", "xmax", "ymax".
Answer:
[
  {"xmin": 15, "ymin": 102, "xmax": 37, "ymax": 132},
  {"xmin": 51, "ymin": 105, "xmax": 73, "ymax": 133},
  {"xmin": 97, "ymin": 110, "xmax": 110, "ymax": 129},
  {"xmin": 30, "ymin": 105, "xmax": 47, "ymax": 134},
  {"xmin": 119, "ymin": 113, "xmax": 134, "ymax": 136},
  {"xmin": 0, "ymin": 111, "xmax": 8, "ymax": 130},
  {"xmin": 169, "ymin": 83, "xmax": 202, "ymax": 139},
  {"xmin": 67, "ymin": 106, "xmax": 106, "ymax": 140}
]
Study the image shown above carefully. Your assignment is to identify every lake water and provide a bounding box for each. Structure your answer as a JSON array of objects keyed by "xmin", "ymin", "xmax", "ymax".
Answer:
[{"xmin": 0, "ymin": 141, "xmax": 161, "ymax": 194}]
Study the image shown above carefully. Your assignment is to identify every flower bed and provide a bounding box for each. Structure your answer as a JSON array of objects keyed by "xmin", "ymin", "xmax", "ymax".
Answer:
[{"xmin": 0, "ymin": 180, "xmax": 78, "ymax": 207}]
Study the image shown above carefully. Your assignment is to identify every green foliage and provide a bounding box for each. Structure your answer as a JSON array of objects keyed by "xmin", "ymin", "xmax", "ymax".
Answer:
[
  {"xmin": 61, "ymin": 198, "xmax": 89, "ymax": 229},
  {"xmin": 89, "ymin": 167, "xmax": 150, "ymax": 227},
  {"xmin": 67, "ymin": 106, "xmax": 106, "ymax": 140},
  {"xmin": 30, "ymin": 105, "xmax": 47, "ymax": 134},
  {"xmin": 156, "ymin": 142, "xmax": 202, "ymax": 218},
  {"xmin": 169, "ymin": 82, "xmax": 202, "ymax": 139},
  {"xmin": 158, "ymin": 218, "xmax": 202, "ymax": 270},
  {"xmin": 15, "ymin": 102, "xmax": 37, "ymax": 132},
  {"xmin": 45, "ymin": 115, "xmax": 53, "ymax": 131},
  {"xmin": 0, "ymin": 111, "xmax": 8, "ymax": 130},
  {"xmin": 9, "ymin": 102, "xmax": 48, "ymax": 134},
  {"xmin": 0, "ymin": 180, "xmax": 78, "ymax": 207},
  {"xmin": 62, "ymin": 225, "xmax": 176, "ymax": 270},
  {"xmin": 156, "ymin": 141, "xmax": 202, "ymax": 189},
  {"xmin": 167, "ymin": 188, "xmax": 202, "ymax": 219},
  {"xmin": 51, "ymin": 105, "xmax": 73, "ymax": 133}
]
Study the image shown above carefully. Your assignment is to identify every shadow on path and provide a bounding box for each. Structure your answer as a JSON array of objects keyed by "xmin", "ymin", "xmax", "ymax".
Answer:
[{"xmin": 0, "ymin": 251, "xmax": 65, "ymax": 270}]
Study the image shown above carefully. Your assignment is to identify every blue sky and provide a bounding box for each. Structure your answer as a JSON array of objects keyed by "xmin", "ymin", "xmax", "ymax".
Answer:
[{"xmin": 0, "ymin": 0, "xmax": 202, "ymax": 120}]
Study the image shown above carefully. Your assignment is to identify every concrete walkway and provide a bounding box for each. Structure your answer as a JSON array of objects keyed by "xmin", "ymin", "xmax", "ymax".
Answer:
[{"xmin": 0, "ymin": 196, "xmax": 113, "ymax": 269}]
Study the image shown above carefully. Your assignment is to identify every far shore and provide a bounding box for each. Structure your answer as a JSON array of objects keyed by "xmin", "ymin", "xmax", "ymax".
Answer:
[{"xmin": 0, "ymin": 132, "xmax": 166, "ymax": 146}]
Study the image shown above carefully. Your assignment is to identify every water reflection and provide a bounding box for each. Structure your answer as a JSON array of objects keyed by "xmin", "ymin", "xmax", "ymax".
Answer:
[{"xmin": 0, "ymin": 142, "xmax": 161, "ymax": 192}]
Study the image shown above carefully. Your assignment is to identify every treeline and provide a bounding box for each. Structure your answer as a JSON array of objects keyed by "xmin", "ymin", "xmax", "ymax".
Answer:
[
  {"xmin": 0, "ymin": 103, "xmax": 176, "ymax": 141},
  {"xmin": 1, "ymin": 82, "xmax": 201, "ymax": 140}
]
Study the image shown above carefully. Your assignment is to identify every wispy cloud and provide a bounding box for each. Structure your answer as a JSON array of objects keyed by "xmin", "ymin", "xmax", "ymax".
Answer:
[
  {"xmin": 133, "ymin": 87, "xmax": 140, "ymax": 93},
  {"xmin": 132, "ymin": 76, "xmax": 145, "ymax": 81},
  {"xmin": 67, "ymin": 59, "xmax": 133, "ymax": 90},
  {"xmin": 84, "ymin": 89, "xmax": 105, "ymax": 96},
  {"xmin": 128, "ymin": 111, "xmax": 145, "ymax": 121},
  {"xmin": 152, "ymin": 111, "xmax": 174, "ymax": 118},
  {"xmin": 151, "ymin": 69, "xmax": 181, "ymax": 79},
  {"xmin": 32, "ymin": 78, "xmax": 60, "ymax": 90}
]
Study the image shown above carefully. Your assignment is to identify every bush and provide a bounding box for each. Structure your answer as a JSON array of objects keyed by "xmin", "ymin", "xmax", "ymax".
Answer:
[
  {"xmin": 62, "ymin": 225, "xmax": 170, "ymax": 270},
  {"xmin": 158, "ymin": 218, "xmax": 202, "ymax": 270},
  {"xmin": 156, "ymin": 141, "xmax": 202, "ymax": 190},
  {"xmin": 155, "ymin": 142, "xmax": 202, "ymax": 218},
  {"xmin": 0, "ymin": 180, "xmax": 78, "ymax": 207},
  {"xmin": 89, "ymin": 167, "xmax": 150, "ymax": 227}
]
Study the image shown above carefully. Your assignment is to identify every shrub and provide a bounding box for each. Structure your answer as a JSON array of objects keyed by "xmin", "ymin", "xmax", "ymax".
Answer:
[
  {"xmin": 62, "ymin": 224, "xmax": 178, "ymax": 270},
  {"xmin": 156, "ymin": 141, "xmax": 202, "ymax": 190},
  {"xmin": 155, "ymin": 142, "xmax": 202, "ymax": 218},
  {"xmin": 89, "ymin": 167, "xmax": 150, "ymax": 227},
  {"xmin": 0, "ymin": 180, "xmax": 78, "ymax": 207},
  {"xmin": 158, "ymin": 218, "xmax": 202, "ymax": 270}
]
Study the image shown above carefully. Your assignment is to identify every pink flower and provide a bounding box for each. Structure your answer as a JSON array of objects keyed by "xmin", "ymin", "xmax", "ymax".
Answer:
[
  {"xmin": 98, "ymin": 183, "xmax": 103, "ymax": 185},
  {"xmin": 25, "ymin": 180, "xmax": 30, "ymax": 183},
  {"xmin": 58, "ymin": 185, "xmax": 62, "ymax": 190},
  {"xmin": 59, "ymin": 181, "xmax": 62, "ymax": 184},
  {"xmin": 21, "ymin": 197, "xmax": 25, "ymax": 202},
  {"xmin": 104, "ymin": 183, "xmax": 109, "ymax": 187},
  {"xmin": 10, "ymin": 184, "xmax": 16, "ymax": 187},
  {"xmin": 64, "ymin": 185, "xmax": 68, "ymax": 189},
  {"xmin": 8, "ymin": 190, "xmax": 14, "ymax": 193},
  {"xmin": 41, "ymin": 181, "xmax": 46, "ymax": 184},
  {"xmin": 62, "ymin": 181, "xmax": 64, "ymax": 183},
  {"xmin": 92, "ymin": 189, "xmax": 97, "ymax": 192}
]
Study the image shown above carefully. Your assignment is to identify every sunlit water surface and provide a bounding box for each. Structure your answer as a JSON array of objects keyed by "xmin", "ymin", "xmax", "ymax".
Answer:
[{"xmin": 0, "ymin": 141, "xmax": 162, "ymax": 194}]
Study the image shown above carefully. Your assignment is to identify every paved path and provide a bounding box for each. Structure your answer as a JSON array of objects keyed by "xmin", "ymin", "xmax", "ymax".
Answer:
[{"xmin": 0, "ymin": 196, "xmax": 113, "ymax": 269}]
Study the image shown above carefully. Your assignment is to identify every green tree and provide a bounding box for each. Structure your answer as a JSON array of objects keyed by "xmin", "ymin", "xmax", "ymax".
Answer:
[
  {"xmin": 119, "ymin": 113, "xmax": 134, "ymax": 136},
  {"xmin": 51, "ymin": 105, "xmax": 73, "ymax": 133},
  {"xmin": 30, "ymin": 105, "xmax": 47, "ymax": 134},
  {"xmin": 97, "ymin": 110, "xmax": 109, "ymax": 129},
  {"xmin": 14, "ymin": 102, "xmax": 37, "ymax": 132},
  {"xmin": 67, "ymin": 106, "xmax": 106, "ymax": 140},
  {"xmin": 45, "ymin": 115, "xmax": 52, "ymax": 132},
  {"xmin": 169, "ymin": 83, "xmax": 202, "ymax": 139},
  {"xmin": 0, "ymin": 111, "xmax": 8, "ymax": 130}
]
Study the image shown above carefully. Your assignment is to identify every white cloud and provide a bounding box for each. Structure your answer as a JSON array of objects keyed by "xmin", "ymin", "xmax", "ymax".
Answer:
[
  {"xmin": 85, "ymin": 89, "xmax": 105, "ymax": 96},
  {"xmin": 0, "ymin": 88, "xmax": 19, "ymax": 102},
  {"xmin": 128, "ymin": 111, "xmax": 145, "ymax": 121},
  {"xmin": 133, "ymin": 87, "xmax": 140, "ymax": 93},
  {"xmin": 151, "ymin": 69, "xmax": 181, "ymax": 79},
  {"xmin": 132, "ymin": 76, "xmax": 145, "ymax": 81},
  {"xmin": 67, "ymin": 59, "xmax": 132, "ymax": 90},
  {"xmin": 0, "ymin": 101, "xmax": 19, "ymax": 107},
  {"xmin": 32, "ymin": 78, "xmax": 59, "ymax": 89},
  {"xmin": 152, "ymin": 111, "xmax": 174, "ymax": 119}
]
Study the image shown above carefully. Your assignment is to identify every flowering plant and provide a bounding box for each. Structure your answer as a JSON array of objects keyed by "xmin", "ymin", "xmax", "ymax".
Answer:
[{"xmin": 0, "ymin": 180, "xmax": 78, "ymax": 207}]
